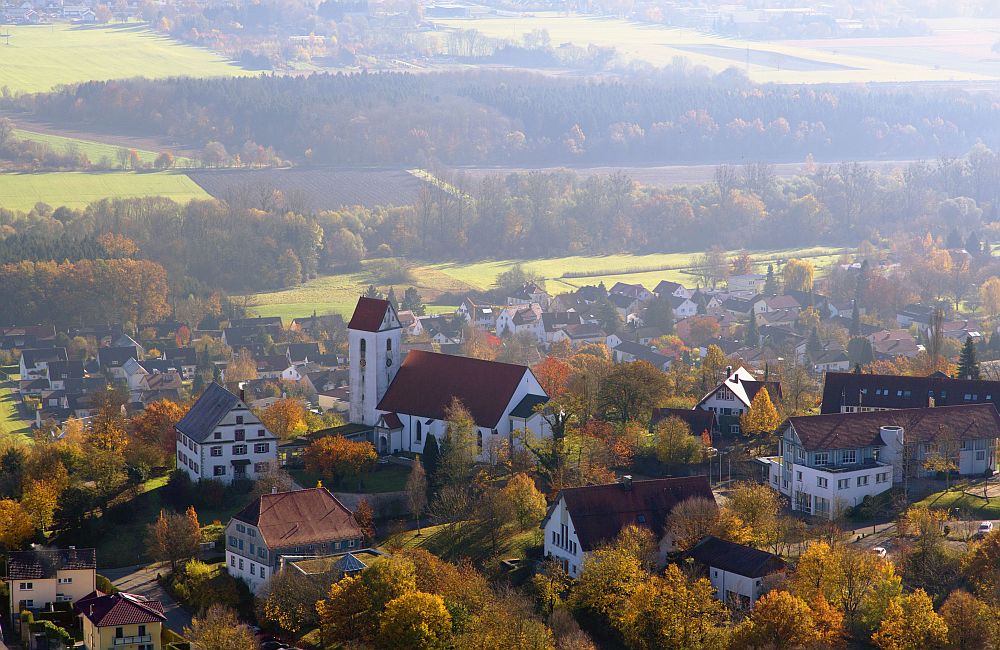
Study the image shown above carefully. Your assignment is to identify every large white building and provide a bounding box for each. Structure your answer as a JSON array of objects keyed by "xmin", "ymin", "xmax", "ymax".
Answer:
[
  {"xmin": 347, "ymin": 297, "xmax": 551, "ymax": 459},
  {"xmin": 175, "ymin": 383, "xmax": 278, "ymax": 484},
  {"xmin": 764, "ymin": 404, "xmax": 1000, "ymax": 519}
]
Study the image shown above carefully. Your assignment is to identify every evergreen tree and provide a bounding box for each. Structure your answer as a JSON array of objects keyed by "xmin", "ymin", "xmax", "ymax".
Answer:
[
  {"xmin": 947, "ymin": 227, "xmax": 964, "ymax": 250},
  {"xmin": 645, "ymin": 296, "xmax": 675, "ymax": 333},
  {"xmin": 745, "ymin": 312, "xmax": 759, "ymax": 347},
  {"xmin": 695, "ymin": 292, "xmax": 708, "ymax": 315},
  {"xmin": 763, "ymin": 263, "xmax": 778, "ymax": 295},
  {"xmin": 807, "ymin": 327, "xmax": 823, "ymax": 362},
  {"xmin": 421, "ymin": 434, "xmax": 440, "ymax": 497},
  {"xmin": 401, "ymin": 287, "xmax": 424, "ymax": 315},
  {"xmin": 958, "ymin": 336, "xmax": 981, "ymax": 380},
  {"xmin": 364, "ymin": 285, "xmax": 382, "ymax": 299},
  {"xmin": 386, "ymin": 287, "xmax": 399, "ymax": 313},
  {"xmin": 967, "ymin": 231, "xmax": 983, "ymax": 256},
  {"xmin": 850, "ymin": 300, "xmax": 861, "ymax": 336}
]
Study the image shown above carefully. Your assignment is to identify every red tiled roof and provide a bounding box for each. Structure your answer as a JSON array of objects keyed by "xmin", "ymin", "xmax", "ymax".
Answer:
[
  {"xmin": 232, "ymin": 487, "xmax": 362, "ymax": 549},
  {"xmin": 376, "ymin": 350, "xmax": 535, "ymax": 428},
  {"xmin": 379, "ymin": 412, "xmax": 403, "ymax": 429},
  {"xmin": 788, "ymin": 403, "xmax": 1000, "ymax": 451},
  {"xmin": 348, "ymin": 297, "xmax": 390, "ymax": 332},
  {"xmin": 75, "ymin": 591, "xmax": 166, "ymax": 627},
  {"xmin": 545, "ymin": 476, "xmax": 714, "ymax": 551}
]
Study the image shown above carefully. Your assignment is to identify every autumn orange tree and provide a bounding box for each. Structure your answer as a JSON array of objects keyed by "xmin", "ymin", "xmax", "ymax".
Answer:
[
  {"xmin": 303, "ymin": 436, "xmax": 377, "ymax": 487},
  {"xmin": 0, "ymin": 499, "xmax": 34, "ymax": 551},
  {"xmin": 256, "ymin": 398, "xmax": 307, "ymax": 440},
  {"xmin": 129, "ymin": 399, "xmax": 188, "ymax": 467},
  {"xmin": 147, "ymin": 506, "xmax": 201, "ymax": 571}
]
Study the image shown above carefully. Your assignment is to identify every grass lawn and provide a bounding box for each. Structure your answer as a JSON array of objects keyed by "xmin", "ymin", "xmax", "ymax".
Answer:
[
  {"xmin": 0, "ymin": 170, "xmax": 210, "ymax": 210},
  {"xmin": 60, "ymin": 477, "xmax": 250, "ymax": 569},
  {"xmin": 245, "ymin": 245, "xmax": 849, "ymax": 320},
  {"xmin": 13, "ymin": 129, "xmax": 197, "ymax": 167},
  {"xmin": 384, "ymin": 521, "xmax": 543, "ymax": 564},
  {"xmin": 0, "ymin": 24, "xmax": 248, "ymax": 93},
  {"xmin": 290, "ymin": 463, "xmax": 410, "ymax": 493},
  {"xmin": 914, "ymin": 486, "xmax": 1000, "ymax": 519},
  {"xmin": 0, "ymin": 367, "xmax": 32, "ymax": 441}
]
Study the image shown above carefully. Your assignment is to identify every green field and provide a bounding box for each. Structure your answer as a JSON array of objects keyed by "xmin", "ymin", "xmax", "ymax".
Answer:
[
  {"xmin": 0, "ymin": 367, "xmax": 32, "ymax": 441},
  {"xmin": 13, "ymin": 129, "xmax": 197, "ymax": 167},
  {"xmin": 245, "ymin": 246, "xmax": 849, "ymax": 320},
  {"xmin": 384, "ymin": 521, "xmax": 543, "ymax": 565},
  {"xmin": 429, "ymin": 12, "xmax": 994, "ymax": 85},
  {"xmin": 0, "ymin": 24, "xmax": 248, "ymax": 94},
  {"xmin": 0, "ymin": 170, "xmax": 210, "ymax": 210}
]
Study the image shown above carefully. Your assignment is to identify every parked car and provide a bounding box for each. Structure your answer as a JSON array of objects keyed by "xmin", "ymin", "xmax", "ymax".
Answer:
[
  {"xmin": 979, "ymin": 521, "xmax": 994, "ymax": 535},
  {"xmin": 872, "ymin": 547, "xmax": 887, "ymax": 559}
]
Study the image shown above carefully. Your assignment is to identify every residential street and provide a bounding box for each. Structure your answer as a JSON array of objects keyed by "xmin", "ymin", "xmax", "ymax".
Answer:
[{"xmin": 102, "ymin": 563, "xmax": 192, "ymax": 634}]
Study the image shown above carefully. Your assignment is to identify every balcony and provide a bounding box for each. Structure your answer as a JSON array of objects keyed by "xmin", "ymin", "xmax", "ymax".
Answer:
[
  {"xmin": 113, "ymin": 636, "xmax": 151, "ymax": 645},
  {"xmin": 811, "ymin": 459, "xmax": 890, "ymax": 474}
]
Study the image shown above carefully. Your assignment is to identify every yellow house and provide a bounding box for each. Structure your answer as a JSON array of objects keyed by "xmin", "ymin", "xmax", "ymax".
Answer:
[
  {"xmin": 7, "ymin": 548, "xmax": 96, "ymax": 619},
  {"xmin": 75, "ymin": 591, "xmax": 166, "ymax": 650}
]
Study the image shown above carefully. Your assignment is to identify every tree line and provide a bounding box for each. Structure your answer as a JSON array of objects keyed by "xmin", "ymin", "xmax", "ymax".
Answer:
[{"xmin": 14, "ymin": 69, "xmax": 1000, "ymax": 166}]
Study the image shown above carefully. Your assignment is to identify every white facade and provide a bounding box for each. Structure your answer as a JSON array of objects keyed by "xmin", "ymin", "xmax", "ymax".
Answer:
[
  {"xmin": 495, "ymin": 304, "xmax": 543, "ymax": 340},
  {"xmin": 728, "ymin": 274, "xmax": 767, "ymax": 293},
  {"xmin": 176, "ymin": 401, "xmax": 278, "ymax": 485},
  {"xmin": 542, "ymin": 495, "xmax": 585, "ymax": 577},
  {"xmin": 348, "ymin": 308, "xmax": 401, "ymax": 426},
  {"xmin": 707, "ymin": 567, "xmax": 765, "ymax": 607},
  {"xmin": 9, "ymin": 568, "xmax": 95, "ymax": 614}
]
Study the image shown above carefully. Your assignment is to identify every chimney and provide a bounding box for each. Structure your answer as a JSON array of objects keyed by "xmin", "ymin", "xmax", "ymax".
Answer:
[
  {"xmin": 725, "ymin": 365, "xmax": 733, "ymax": 377},
  {"xmin": 271, "ymin": 486, "xmax": 279, "ymax": 495},
  {"xmin": 621, "ymin": 475, "xmax": 633, "ymax": 491}
]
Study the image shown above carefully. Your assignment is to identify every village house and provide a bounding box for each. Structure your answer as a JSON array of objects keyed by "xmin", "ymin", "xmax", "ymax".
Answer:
[
  {"xmin": 541, "ymin": 312, "xmax": 584, "ymax": 345},
  {"xmin": 653, "ymin": 280, "xmax": 691, "ymax": 300},
  {"xmin": 7, "ymin": 548, "xmax": 96, "ymax": 622},
  {"xmin": 225, "ymin": 487, "xmax": 364, "ymax": 593},
  {"xmin": 610, "ymin": 282, "xmax": 653, "ymax": 302},
  {"xmin": 820, "ymin": 371, "xmax": 1000, "ymax": 413},
  {"xmin": 175, "ymin": 383, "xmax": 278, "ymax": 484},
  {"xmin": 75, "ymin": 591, "xmax": 166, "ymax": 650},
  {"xmin": 456, "ymin": 297, "xmax": 495, "ymax": 329},
  {"xmin": 542, "ymin": 475, "xmax": 714, "ymax": 578},
  {"xmin": 650, "ymin": 407, "xmax": 717, "ymax": 438},
  {"xmin": 867, "ymin": 329, "xmax": 922, "ymax": 359},
  {"xmin": 551, "ymin": 322, "xmax": 610, "ymax": 348},
  {"xmin": 895, "ymin": 303, "xmax": 935, "ymax": 328},
  {"xmin": 687, "ymin": 536, "xmax": 785, "ymax": 608},
  {"xmin": 1, "ymin": 325, "xmax": 55, "ymax": 350},
  {"xmin": 507, "ymin": 282, "xmax": 550, "ymax": 310},
  {"xmin": 696, "ymin": 367, "xmax": 782, "ymax": 436},
  {"xmin": 19, "ymin": 347, "xmax": 67, "ymax": 380},
  {"xmin": 727, "ymin": 274, "xmax": 766, "ymax": 293},
  {"xmin": 763, "ymin": 404, "xmax": 1000, "ymax": 519},
  {"xmin": 668, "ymin": 295, "xmax": 699, "ymax": 319},
  {"xmin": 611, "ymin": 340, "xmax": 671, "ymax": 371},
  {"xmin": 495, "ymin": 303, "xmax": 544, "ymax": 340}
]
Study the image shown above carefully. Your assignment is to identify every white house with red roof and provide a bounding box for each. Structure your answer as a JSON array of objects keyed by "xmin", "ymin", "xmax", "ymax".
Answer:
[{"xmin": 347, "ymin": 297, "xmax": 550, "ymax": 458}]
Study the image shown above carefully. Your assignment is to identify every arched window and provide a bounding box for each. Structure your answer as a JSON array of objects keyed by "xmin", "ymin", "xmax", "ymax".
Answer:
[
  {"xmin": 386, "ymin": 338, "xmax": 392, "ymax": 352},
  {"xmin": 359, "ymin": 339, "xmax": 367, "ymax": 367},
  {"xmin": 416, "ymin": 421, "xmax": 422, "ymax": 442},
  {"xmin": 477, "ymin": 431, "xmax": 483, "ymax": 451}
]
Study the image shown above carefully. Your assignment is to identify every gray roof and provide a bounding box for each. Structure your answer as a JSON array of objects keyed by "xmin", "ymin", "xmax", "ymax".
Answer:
[
  {"xmin": 688, "ymin": 536, "xmax": 785, "ymax": 578},
  {"xmin": 334, "ymin": 552, "xmax": 368, "ymax": 573},
  {"xmin": 510, "ymin": 394, "xmax": 549, "ymax": 419},
  {"xmin": 175, "ymin": 382, "xmax": 241, "ymax": 442}
]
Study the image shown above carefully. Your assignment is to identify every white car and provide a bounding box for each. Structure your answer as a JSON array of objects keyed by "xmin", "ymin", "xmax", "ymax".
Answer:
[
  {"xmin": 979, "ymin": 521, "xmax": 994, "ymax": 534},
  {"xmin": 872, "ymin": 547, "xmax": 887, "ymax": 558}
]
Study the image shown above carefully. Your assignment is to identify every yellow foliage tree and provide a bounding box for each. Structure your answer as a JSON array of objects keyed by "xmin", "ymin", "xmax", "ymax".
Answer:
[
  {"xmin": 979, "ymin": 276, "xmax": 1000, "ymax": 318},
  {"xmin": 871, "ymin": 589, "xmax": 948, "ymax": 650},
  {"xmin": 0, "ymin": 499, "xmax": 35, "ymax": 551},
  {"xmin": 740, "ymin": 387, "xmax": 781, "ymax": 443},
  {"xmin": 378, "ymin": 592, "xmax": 452, "ymax": 650},
  {"xmin": 316, "ymin": 575, "xmax": 375, "ymax": 644},
  {"xmin": 500, "ymin": 473, "xmax": 548, "ymax": 530},
  {"xmin": 21, "ymin": 479, "xmax": 60, "ymax": 531},
  {"xmin": 731, "ymin": 590, "xmax": 843, "ymax": 649},
  {"xmin": 782, "ymin": 258, "xmax": 815, "ymax": 292}
]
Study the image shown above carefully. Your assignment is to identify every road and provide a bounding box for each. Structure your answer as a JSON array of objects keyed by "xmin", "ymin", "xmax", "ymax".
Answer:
[{"xmin": 101, "ymin": 563, "xmax": 192, "ymax": 634}]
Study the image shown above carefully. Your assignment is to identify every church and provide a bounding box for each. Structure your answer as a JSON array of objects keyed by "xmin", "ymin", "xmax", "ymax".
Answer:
[{"xmin": 347, "ymin": 297, "xmax": 551, "ymax": 458}]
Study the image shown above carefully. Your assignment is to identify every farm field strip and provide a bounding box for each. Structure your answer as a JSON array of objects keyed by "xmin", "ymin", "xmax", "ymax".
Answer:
[
  {"xmin": 245, "ymin": 246, "xmax": 849, "ymax": 320},
  {"xmin": 0, "ymin": 170, "xmax": 210, "ymax": 210},
  {"xmin": 13, "ymin": 129, "xmax": 197, "ymax": 167},
  {"xmin": 429, "ymin": 12, "xmax": 993, "ymax": 84}
]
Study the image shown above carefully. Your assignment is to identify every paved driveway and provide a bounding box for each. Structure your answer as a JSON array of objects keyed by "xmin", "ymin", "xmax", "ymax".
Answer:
[{"xmin": 102, "ymin": 563, "xmax": 192, "ymax": 634}]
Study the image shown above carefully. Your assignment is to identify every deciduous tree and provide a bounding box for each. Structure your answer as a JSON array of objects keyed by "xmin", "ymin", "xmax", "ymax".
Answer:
[
  {"xmin": 147, "ymin": 506, "xmax": 201, "ymax": 571},
  {"xmin": 378, "ymin": 592, "xmax": 452, "ymax": 650},
  {"xmin": 0, "ymin": 499, "xmax": 34, "ymax": 551},
  {"xmin": 302, "ymin": 436, "xmax": 376, "ymax": 487},
  {"xmin": 782, "ymin": 258, "xmax": 815, "ymax": 292},
  {"xmin": 598, "ymin": 360, "xmax": 669, "ymax": 423},
  {"xmin": 740, "ymin": 387, "xmax": 781, "ymax": 447},
  {"xmin": 185, "ymin": 604, "xmax": 256, "ymax": 650},
  {"xmin": 406, "ymin": 459, "xmax": 428, "ymax": 534},
  {"xmin": 500, "ymin": 472, "xmax": 547, "ymax": 530},
  {"xmin": 871, "ymin": 589, "xmax": 948, "ymax": 650},
  {"xmin": 256, "ymin": 398, "xmax": 306, "ymax": 440},
  {"xmin": 129, "ymin": 399, "xmax": 187, "ymax": 466},
  {"xmin": 654, "ymin": 416, "xmax": 703, "ymax": 465},
  {"xmin": 939, "ymin": 590, "xmax": 996, "ymax": 650}
]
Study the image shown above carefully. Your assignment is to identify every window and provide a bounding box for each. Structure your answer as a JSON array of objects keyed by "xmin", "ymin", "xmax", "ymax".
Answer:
[
  {"xmin": 814, "ymin": 452, "xmax": 829, "ymax": 466},
  {"xmin": 236, "ymin": 523, "xmax": 246, "ymax": 533},
  {"xmin": 211, "ymin": 446, "xmax": 222, "ymax": 457},
  {"xmin": 796, "ymin": 471, "xmax": 802, "ymax": 482},
  {"xmin": 250, "ymin": 563, "xmax": 255, "ymax": 576},
  {"xmin": 138, "ymin": 626, "xmax": 146, "ymax": 638},
  {"xmin": 842, "ymin": 450, "xmax": 857, "ymax": 464},
  {"xmin": 233, "ymin": 444, "xmax": 247, "ymax": 455},
  {"xmin": 258, "ymin": 428, "xmax": 266, "ymax": 437},
  {"xmin": 359, "ymin": 339, "xmax": 367, "ymax": 366},
  {"xmin": 116, "ymin": 628, "xmax": 124, "ymax": 639},
  {"xmin": 857, "ymin": 475, "xmax": 870, "ymax": 487},
  {"xmin": 977, "ymin": 450, "xmax": 987, "ymax": 461},
  {"xmin": 236, "ymin": 416, "xmax": 244, "ymax": 425},
  {"xmin": 477, "ymin": 431, "xmax": 483, "ymax": 451},
  {"xmin": 838, "ymin": 478, "xmax": 849, "ymax": 490},
  {"xmin": 416, "ymin": 421, "xmax": 422, "ymax": 442},
  {"xmin": 797, "ymin": 447, "xmax": 806, "ymax": 461},
  {"xmin": 249, "ymin": 543, "xmax": 255, "ymax": 555},
  {"xmin": 214, "ymin": 432, "xmax": 221, "ymax": 440},
  {"xmin": 235, "ymin": 429, "xmax": 246, "ymax": 441},
  {"xmin": 249, "ymin": 528, "xmax": 256, "ymax": 538},
  {"xmin": 876, "ymin": 472, "xmax": 888, "ymax": 484},
  {"xmin": 254, "ymin": 443, "xmax": 269, "ymax": 454},
  {"xmin": 230, "ymin": 556, "xmax": 235, "ymax": 567},
  {"xmin": 730, "ymin": 424, "xmax": 740, "ymax": 435},
  {"xmin": 387, "ymin": 339, "xmax": 392, "ymax": 352},
  {"xmin": 254, "ymin": 462, "xmax": 269, "ymax": 472},
  {"xmin": 258, "ymin": 548, "xmax": 267, "ymax": 559},
  {"xmin": 214, "ymin": 465, "xmax": 226, "ymax": 476},
  {"xmin": 260, "ymin": 568, "xmax": 266, "ymax": 580},
  {"xmin": 58, "ymin": 577, "xmax": 72, "ymax": 584},
  {"xmin": 19, "ymin": 582, "xmax": 32, "ymax": 590},
  {"xmin": 816, "ymin": 477, "xmax": 828, "ymax": 489},
  {"xmin": 239, "ymin": 559, "xmax": 244, "ymax": 570}
]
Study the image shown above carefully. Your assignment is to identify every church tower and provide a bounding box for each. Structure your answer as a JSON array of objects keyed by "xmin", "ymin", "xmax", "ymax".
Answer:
[{"xmin": 348, "ymin": 296, "xmax": 401, "ymax": 425}]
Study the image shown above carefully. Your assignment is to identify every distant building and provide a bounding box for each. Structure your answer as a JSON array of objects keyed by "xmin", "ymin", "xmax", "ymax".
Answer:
[{"xmin": 687, "ymin": 536, "xmax": 785, "ymax": 608}]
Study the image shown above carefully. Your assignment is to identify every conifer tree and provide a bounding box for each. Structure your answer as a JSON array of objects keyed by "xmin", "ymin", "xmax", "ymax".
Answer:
[
  {"xmin": 745, "ymin": 312, "xmax": 759, "ymax": 347},
  {"xmin": 763, "ymin": 263, "xmax": 778, "ymax": 295},
  {"xmin": 958, "ymin": 336, "xmax": 980, "ymax": 380}
]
